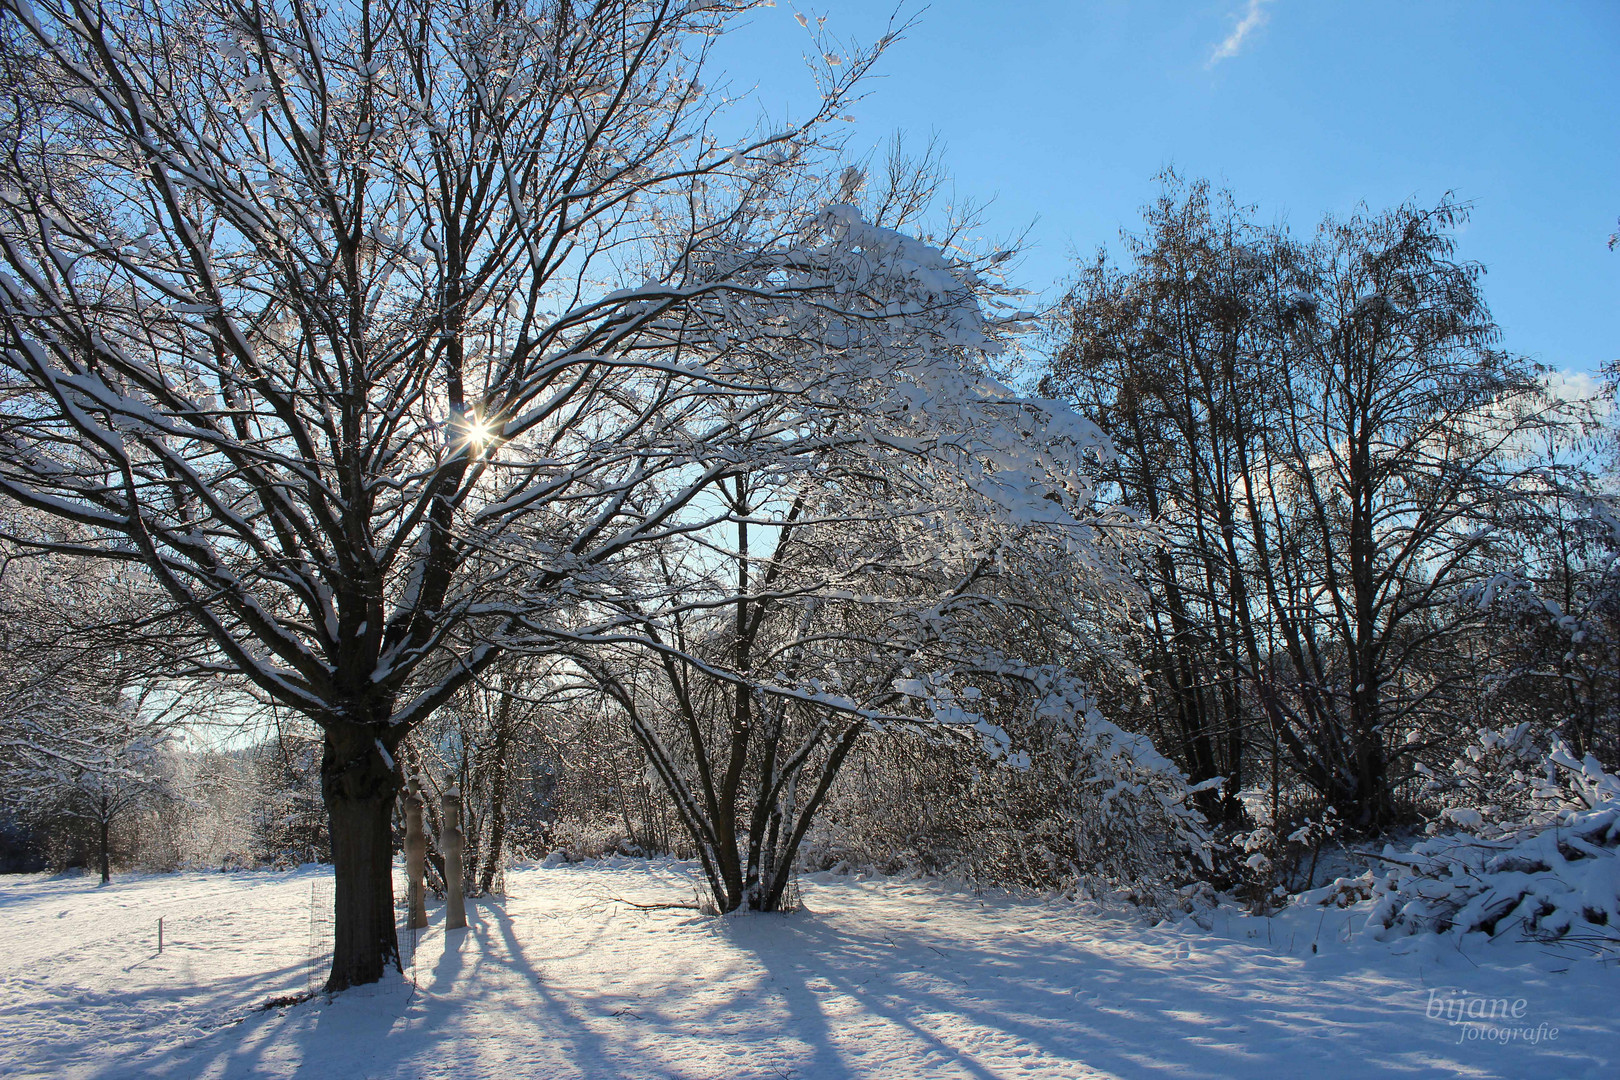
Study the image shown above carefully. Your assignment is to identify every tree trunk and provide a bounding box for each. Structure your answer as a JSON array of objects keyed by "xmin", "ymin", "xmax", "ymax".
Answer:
[
  {"xmin": 321, "ymin": 722, "xmax": 401, "ymax": 991},
  {"xmin": 98, "ymin": 814, "xmax": 110, "ymax": 885},
  {"xmin": 478, "ymin": 684, "xmax": 515, "ymax": 895},
  {"xmin": 1352, "ymin": 724, "xmax": 1391, "ymax": 829}
]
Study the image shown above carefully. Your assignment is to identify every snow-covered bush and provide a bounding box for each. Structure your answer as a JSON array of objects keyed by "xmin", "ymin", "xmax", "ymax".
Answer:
[
  {"xmin": 1226, "ymin": 803, "xmax": 1342, "ymax": 911},
  {"xmin": 1302, "ymin": 741, "xmax": 1620, "ymax": 950},
  {"xmin": 1463, "ymin": 498, "xmax": 1620, "ymax": 771},
  {"xmin": 811, "ymin": 670, "xmax": 1211, "ymax": 908},
  {"xmin": 1051, "ymin": 690, "xmax": 1214, "ymax": 901},
  {"xmin": 1414, "ymin": 723, "xmax": 1553, "ymax": 829}
]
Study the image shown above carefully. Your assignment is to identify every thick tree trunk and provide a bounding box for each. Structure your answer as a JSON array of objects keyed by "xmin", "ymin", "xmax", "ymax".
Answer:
[
  {"xmin": 98, "ymin": 816, "xmax": 110, "ymax": 885},
  {"xmin": 322, "ymin": 722, "xmax": 401, "ymax": 991}
]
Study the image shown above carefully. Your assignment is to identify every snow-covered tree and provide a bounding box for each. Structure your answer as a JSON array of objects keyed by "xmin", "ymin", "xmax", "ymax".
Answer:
[
  {"xmin": 558, "ymin": 166, "xmax": 1147, "ymax": 910},
  {"xmin": 0, "ymin": 0, "xmax": 1161, "ymax": 983},
  {"xmin": 0, "ymin": 0, "xmax": 932, "ymax": 986},
  {"xmin": 402, "ymin": 654, "xmax": 569, "ymax": 895}
]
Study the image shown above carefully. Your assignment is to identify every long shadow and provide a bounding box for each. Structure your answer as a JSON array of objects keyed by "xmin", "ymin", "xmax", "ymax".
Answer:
[
  {"xmin": 726, "ymin": 911, "xmax": 978, "ymax": 1080},
  {"xmin": 476, "ymin": 896, "xmax": 633, "ymax": 1080},
  {"xmin": 702, "ymin": 902, "xmax": 1529, "ymax": 1079},
  {"xmin": 714, "ymin": 911, "xmax": 1088, "ymax": 1078},
  {"xmin": 109, "ymin": 895, "xmax": 636, "ymax": 1080},
  {"xmin": 0, "ymin": 874, "xmax": 84, "ymax": 908},
  {"xmin": 43, "ymin": 876, "xmax": 1614, "ymax": 1080},
  {"xmin": 99, "ymin": 934, "xmax": 436, "ymax": 1079}
]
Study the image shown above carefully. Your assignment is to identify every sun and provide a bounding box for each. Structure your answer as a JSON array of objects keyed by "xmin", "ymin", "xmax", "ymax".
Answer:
[
  {"xmin": 450, "ymin": 405, "xmax": 496, "ymax": 450},
  {"xmin": 464, "ymin": 415, "xmax": 494, "ymax": 447}
]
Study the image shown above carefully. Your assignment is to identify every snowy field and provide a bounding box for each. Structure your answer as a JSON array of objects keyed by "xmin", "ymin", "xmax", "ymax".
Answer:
[{"xmin": 0, "ymin": 861, "xmax": 1614, "ymax": 1080}]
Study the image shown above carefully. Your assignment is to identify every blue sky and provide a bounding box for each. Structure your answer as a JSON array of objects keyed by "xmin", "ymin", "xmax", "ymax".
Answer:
[{"xmin": 713, "ymin": 1, "xmax": 1618, "ymax": 378}]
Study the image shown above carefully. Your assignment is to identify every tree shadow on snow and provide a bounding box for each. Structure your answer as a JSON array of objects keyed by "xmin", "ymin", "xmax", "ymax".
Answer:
[
  {"xmin": 64, "ymin": 885, "xmax": 1612, "ymax": 1080},
  {"xmin": 705, "ymin": 905, "xmax": 1513, "ymax": 1079},
  {"xmin": 120, "ymin": 896, "xmax": 641, "ymax": 1080}
]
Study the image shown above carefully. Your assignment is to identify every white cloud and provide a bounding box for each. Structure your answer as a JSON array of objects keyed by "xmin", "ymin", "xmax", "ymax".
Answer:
[
  {"xmin": 1208, "ymin": 0, "xmax": 1272, "ymax": 67},
  {"xmin": 1542, "ymin": 368, "xmax": 1613, "ymax": 418}
]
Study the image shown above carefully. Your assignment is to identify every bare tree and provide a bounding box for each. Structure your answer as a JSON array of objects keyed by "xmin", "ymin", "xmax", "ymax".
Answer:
[
  {"xmin": 1262, "ymin": 199, "xmax": 1574, "ymax": 826},
  {"xmin": 565, "ymin": 173, "xmax": 1138, "ymax": 911},
  {"xmin": 0, "ymin": 0, "xmax": 911, "ymax": 987},
  {"xmin": 402, "ymin": 653, "xmax": 563, "ymax": 895},
  {"xmin": 1048, "ymin": 178, "xmax": 1580, "ymax": 830}
]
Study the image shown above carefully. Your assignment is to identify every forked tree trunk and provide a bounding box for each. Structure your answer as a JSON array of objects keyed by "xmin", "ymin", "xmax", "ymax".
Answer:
[{"xmin": 322, "ymin": 721, "xmax": 401, "ymax": 991}]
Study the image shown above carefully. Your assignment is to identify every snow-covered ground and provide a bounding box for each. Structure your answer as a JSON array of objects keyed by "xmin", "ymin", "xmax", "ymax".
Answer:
[{"xmin": 0, "ymin": 861, "xmax": 1613, "ymax": 1079}]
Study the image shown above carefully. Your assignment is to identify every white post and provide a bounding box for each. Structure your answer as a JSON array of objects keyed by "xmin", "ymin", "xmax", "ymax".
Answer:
[{"xmin": 443, "ymin": 788, "xmax": 467, "ymax": 930}]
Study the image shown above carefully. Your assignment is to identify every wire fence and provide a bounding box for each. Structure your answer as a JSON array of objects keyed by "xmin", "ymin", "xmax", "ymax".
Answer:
[
  {"xmin": 307, "ymin": 880, "xmax": 333, "ymax": 993},
  {"xmin": 400, "ymin": 903, "xmax": 420, "ymax": 988},
  {"xmin": 305, "ymin": 879, "xmax": 422, "ymax": 996}
]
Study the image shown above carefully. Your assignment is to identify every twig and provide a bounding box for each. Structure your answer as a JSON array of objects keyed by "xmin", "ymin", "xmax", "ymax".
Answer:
[{"xmin": 608, "ymin": 897, "xmax": 702, "ymax": 911}]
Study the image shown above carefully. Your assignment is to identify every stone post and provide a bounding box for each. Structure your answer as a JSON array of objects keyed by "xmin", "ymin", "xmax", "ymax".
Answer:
[
  {"xmin": 403, "ymin": 790, "xmax": 428, "ymax": 930},
  {"xmin": 443, "ymin": 787, "xmax": 467, "ymax": 930}
]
